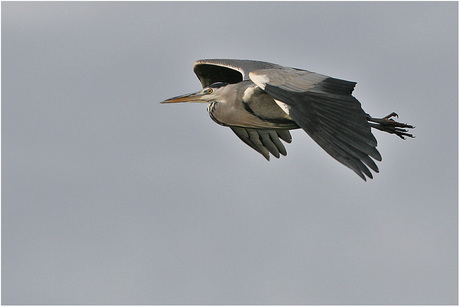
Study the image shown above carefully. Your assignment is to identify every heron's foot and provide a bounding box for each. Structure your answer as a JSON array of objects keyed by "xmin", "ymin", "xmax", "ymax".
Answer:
[{"xmin": 368, "ymin": 112, "xmax": 415, "ymax": 139}]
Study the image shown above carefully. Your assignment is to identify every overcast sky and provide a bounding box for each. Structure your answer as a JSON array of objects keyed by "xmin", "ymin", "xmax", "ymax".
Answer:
[{"xmin": 2, "ymin": 1, "xmax": 457, "ymax": 304}]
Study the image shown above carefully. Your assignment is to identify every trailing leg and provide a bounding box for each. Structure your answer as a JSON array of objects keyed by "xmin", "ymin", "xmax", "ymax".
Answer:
[{"xmin": 367, "ymin": 112, "xmax": 414, "ymax": 139}]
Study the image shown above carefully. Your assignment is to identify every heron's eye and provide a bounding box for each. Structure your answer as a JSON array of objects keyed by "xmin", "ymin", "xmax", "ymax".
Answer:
[{"xmin": 205, "ymin": 88, "xmax": 213, "ymax": 94}]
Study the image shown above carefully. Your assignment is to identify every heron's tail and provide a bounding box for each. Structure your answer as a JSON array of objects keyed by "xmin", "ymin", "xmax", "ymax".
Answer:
[{"xmin": 367, "ymin": 112, "xmax": 414, "ymax": 139}]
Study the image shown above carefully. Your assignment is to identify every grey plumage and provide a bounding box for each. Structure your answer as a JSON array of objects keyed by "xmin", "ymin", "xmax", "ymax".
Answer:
[{"xmin": 161, "ymin": 59, "xmax": 414, "ymax": 180}]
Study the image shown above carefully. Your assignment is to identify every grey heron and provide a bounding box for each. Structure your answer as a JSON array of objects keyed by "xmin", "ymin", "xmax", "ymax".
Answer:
[{"xmin": 161, "ymin": 59, "xmax": 414, "ymax": 180}]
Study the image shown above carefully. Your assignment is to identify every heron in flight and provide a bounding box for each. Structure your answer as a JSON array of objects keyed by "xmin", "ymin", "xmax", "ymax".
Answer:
[{"xmin": 161, "ymin": 59, "xmax": 414, "ymax": 180}]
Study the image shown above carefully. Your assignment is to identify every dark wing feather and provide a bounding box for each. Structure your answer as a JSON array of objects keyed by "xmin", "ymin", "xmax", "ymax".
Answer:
[
  {"xmin": 249, "ymin": 68, "xmax": 380, "ymax": 180},
  {"xmin": 230, "ymin": 127, "xmax": 291, "ymax": 160},
  {"xmin": 264, "ymin": 84, "xmax": 380, "ymax": 180}
]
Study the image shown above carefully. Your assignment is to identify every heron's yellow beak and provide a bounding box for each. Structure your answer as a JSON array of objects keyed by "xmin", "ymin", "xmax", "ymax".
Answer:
[{"xmin": 160, "ymin": 91, "xmax": 205, "ymax": 103}]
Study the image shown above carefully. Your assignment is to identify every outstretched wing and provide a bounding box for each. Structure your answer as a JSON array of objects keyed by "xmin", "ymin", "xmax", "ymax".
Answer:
[
  {"xmin": 193, "ymin": 59, "xmax": 282, "ymax": 88},
  {"xmin": 250, "ymin": 67, "xmax": 381, "ymax": 180}
]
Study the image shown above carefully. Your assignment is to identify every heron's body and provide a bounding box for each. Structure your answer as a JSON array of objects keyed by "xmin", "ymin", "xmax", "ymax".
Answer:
[
  {"xmin": 208, "ymin": 81, "xmax": 296, "ymax": 129},
  {"xmin": 161, "ymin": 59, "xmax": 414, "ymax": 180}
]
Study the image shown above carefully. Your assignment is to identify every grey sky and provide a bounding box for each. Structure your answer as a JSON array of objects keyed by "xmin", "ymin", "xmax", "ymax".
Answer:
[{"xmin": 2, "ymin": 1, "xmax": 457, "ymax": 304}]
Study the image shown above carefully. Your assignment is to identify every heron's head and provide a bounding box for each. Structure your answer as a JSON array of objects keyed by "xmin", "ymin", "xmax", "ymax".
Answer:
[{"xmin": 161, "ymin": 82, "xmax": 229, "ymax": 104}]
